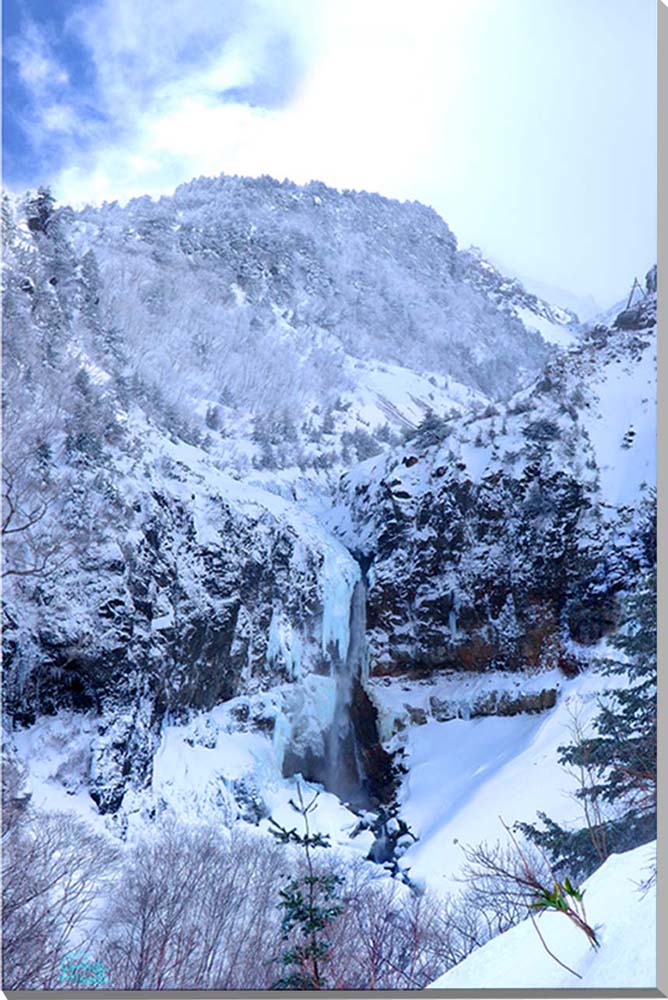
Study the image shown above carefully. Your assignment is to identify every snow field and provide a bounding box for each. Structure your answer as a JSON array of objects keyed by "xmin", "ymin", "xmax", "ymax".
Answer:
[{"xmin": 371, "ymin": 667, "xmax": 633, "ymax": 892}]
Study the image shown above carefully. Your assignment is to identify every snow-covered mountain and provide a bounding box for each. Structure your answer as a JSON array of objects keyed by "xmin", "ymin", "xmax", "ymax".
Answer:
[
  {"xmin": 333, "ymin": 276, "xmax": 655, "ymax": 678},
  {"xmin": 1, "ymin": 178, "xmax": 656, "ymax": 990},
  {"xmin": 3, "ymin": 179, "xmax": 560, "ymax": 485}
]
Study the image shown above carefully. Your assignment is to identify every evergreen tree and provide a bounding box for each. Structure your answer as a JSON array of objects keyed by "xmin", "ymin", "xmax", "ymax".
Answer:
[
  {"xmin": 408, "ymin": 409, "xmax": 451, "ymax": 448},
  {"xmin": 559, "ymin": 568, "xmax": 656, "ymax": 815},
  {"xmin": 519, "ymin": 568, "xmax": 656, "ymax": 880},
  {"xmin": 25, "ymin": 187, "xmax": 55, "ymax": 235},
  {"xmin": 269, "ymin": 786, "xmax": 343, "ymax": 990}
]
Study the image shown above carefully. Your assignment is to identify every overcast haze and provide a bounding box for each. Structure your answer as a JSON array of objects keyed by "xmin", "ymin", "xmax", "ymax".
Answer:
[{"xmin": 2, "ymin": 0, "xmax": 657, "ymax": 309}]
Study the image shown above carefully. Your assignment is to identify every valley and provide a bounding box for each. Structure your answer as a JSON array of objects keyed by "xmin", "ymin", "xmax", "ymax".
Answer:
[{"xmin": 1, "ymin": 176, "xmax": 657, "ymax": 990}]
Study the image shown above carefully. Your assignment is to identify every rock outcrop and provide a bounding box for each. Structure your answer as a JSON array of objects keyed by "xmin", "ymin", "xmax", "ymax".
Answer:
[{"xmin": 336, "ymin": 289, "xmax": 656, "ymax": 678}]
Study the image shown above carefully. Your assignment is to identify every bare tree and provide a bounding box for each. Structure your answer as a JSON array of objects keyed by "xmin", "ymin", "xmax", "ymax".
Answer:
[
  {"xmin": 453, "ymin": 822, "xmax": 598, "ymax": 981},
  {"xmin": 318, "ymin": 856, "xmax": 449, "ymax": 990},
  {"xmin": 1, "ymin": 374, "xmax": 70, "ymax": 580},
  {"xmin": 564, "ymin": 706, "xmax": 610, "ymax": 865},
  {"xmin": 1, "ymin": 756, "xmax": 120, "ymax": 990},
  {"xmin": 2, "ymin": 459, "xmax": 64, "ymax": 578},
  {"xmin": 100, "ymin": 823, "xmax": 285, "ymax": 990}
]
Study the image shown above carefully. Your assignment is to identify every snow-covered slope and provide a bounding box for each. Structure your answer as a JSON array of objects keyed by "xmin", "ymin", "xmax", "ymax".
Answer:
[
  {"xmin": 64, "ymin": 175, "xmax": 550, "ymax": 416},
  {"xmin": 516, "ymin": 271, "xmax": 602, "ymax": 323},
  {"xmin": 0, "ymin": 178, "xmax": 556, "ymax": 504},
  {"xmin": 369, "ymin": 662, "xmax": 628, "ymax": 891},
  {"xmin": 430, "ymin": 841, "xmax": 656, "ymax": 989},
  {"xmin": 457, "ymin": 245, "xmax": 581, "ymax": 348}
]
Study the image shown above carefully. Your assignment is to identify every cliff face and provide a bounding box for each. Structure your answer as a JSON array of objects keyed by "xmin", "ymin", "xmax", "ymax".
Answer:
[
  {"xmin": 335, "ymin": 287, "xmax": 656, "ymax": 678},
  {"xmin": 3, "ymin": 412, "xmax": 373, "ymax": 810}
]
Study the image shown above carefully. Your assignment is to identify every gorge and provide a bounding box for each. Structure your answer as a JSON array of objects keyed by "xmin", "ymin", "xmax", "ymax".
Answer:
[{"xmin": 2, "ymin": 174, "xmax": 656, "ymax": 922}]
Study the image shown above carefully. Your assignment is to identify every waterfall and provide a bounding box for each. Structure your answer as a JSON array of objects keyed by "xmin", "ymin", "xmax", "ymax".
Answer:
[
  {"xmin": 281, "ymin": 559, "xmax": 390, "ymax": 809},
  {"xmin": 322, "ymin": 577, "xmax": 370, "ymax": 807}
]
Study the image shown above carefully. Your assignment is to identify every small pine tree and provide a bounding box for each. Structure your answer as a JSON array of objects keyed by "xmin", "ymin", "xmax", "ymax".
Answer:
[
  {"xmin": 560, "ymin": 568, "xmax": 656, "ymax": 814},
  {"xmin": 321, "ymin": 407, "xmax": 335, "ymax": 435},
  {"xmin": 520, "ymin": 568, "xmax": 656, "ymax": 879},
  {"xmin": 409, "ymin": 409, "xmax": 451, "ymax": 448},
  {"xmin": 205, "ymin": 404, "xmax": 222, "ymax": 431},
  {"xmin": 269, "ymin": 786, "xmax": 343, "ymax": 990}
]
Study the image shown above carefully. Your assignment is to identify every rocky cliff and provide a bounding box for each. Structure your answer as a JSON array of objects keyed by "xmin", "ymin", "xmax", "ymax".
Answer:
[{"xmin": 335, "ymin": 276, "xmax": 656, "ymax": 677}]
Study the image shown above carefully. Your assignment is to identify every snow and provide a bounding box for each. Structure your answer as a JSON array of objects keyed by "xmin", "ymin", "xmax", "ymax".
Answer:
[
  {"xmin": 375, "ymin": 668, "xmax": 629, "ymax": 892},
  {"xmin": 343, "ymin": 359, "xmax": 486, "ymax": 430},
  {"xmin": 369, "ymin": 666, "xmax": 564, "ymax": 740},
  {"xmin": 150, "ymin": 725, "xmax": 269, "ymax": 824},
  {"xmin": 260, "ymin": 785, "xmax": 374, "ymax": 856},
  {"xmin": 430, "ymin": 841, "xmax": 656, "ymax": 989},
  {"xmin": 11, "ymin": 712, "xmax": 107, "ymax": 829},
  {"xmin": 458, "ymin": 438, "xmax": 495, "ymax": 482},
  {"xmin": 515, "ymin": 305, "xmax": 578, "ymax": 348},
  {"xmin": 579, "ymin": 346, "xmax": 656, "ymax": 507}
]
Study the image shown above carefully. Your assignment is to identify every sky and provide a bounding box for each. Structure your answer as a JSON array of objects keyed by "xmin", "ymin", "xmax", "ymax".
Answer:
[{"xmin": 2, "ymin": 0, "xmax": 657, "ymax": 309}]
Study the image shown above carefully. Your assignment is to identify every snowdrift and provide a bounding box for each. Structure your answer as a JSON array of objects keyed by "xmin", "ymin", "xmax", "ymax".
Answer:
[{"xmin": 430, "ymin": 841, "xmax": 656, "ymax": 989}]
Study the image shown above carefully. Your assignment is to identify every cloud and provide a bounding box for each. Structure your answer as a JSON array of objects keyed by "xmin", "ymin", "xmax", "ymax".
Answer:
[
  {"xmin": 44, "ymin": 0, "xmax": 478, "ymax": 207},
  {"xmin": 36, "ymin": 0, "xmax": 316, "ymax": 204},
  {"xmin": 40, "ymin": 103, "xmax": 81, "ymax": 134},
  {"xmin": 6, "ymin": 20, "xmax": 69, "ymax": 97}
]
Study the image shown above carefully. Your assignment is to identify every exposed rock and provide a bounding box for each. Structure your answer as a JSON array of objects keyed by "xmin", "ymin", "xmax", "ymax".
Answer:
[
  {"xmin": 406, "ymin": 705, "xmax": 428, "ymax": 726},
  {"xmin": 470, "ymin": 688, "xmax": 557, "ymax": 717},
  {"xmin": 337, "ymin": 299, "xmax": 656, "ymax": 679},
  {"xmin": 428, "ymin": 696, "xmax": 458, "ymax": 722},
  {"xmin": 349, "ymin": 679, "xmax": 399, "ymax": 805}
]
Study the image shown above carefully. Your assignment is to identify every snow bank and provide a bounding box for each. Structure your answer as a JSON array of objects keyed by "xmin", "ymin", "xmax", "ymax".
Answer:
[
  {"xmin": 515, "ymin": 305, "xmax": 578, "ymax": 349},
  {"xmin": 342, "ymin": 358, "xmax": 486, "ymax": 430},
  {"xmin": 430, "ymin": 842, "xmax": 656, "ymax": 989},
  {"xmin": 382, "ymin": 668, "xmax": 629, "ymax": 891},
  {"xmin": 11, "ymin": 712, "xmax": 103, "ymax": 827}
]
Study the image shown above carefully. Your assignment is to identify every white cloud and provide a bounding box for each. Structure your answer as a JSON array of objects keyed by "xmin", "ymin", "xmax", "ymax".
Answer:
[
  {"xmin": 8, "ymin": 20, "xmax": 69, "ymax": 96},
  {"xmin": 52, "ymin": 0, "xmax": 478, "ymax": 208},
  {"xmin": 40, "ymin": 103, "xmax": 80, "ymax": 134}
]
